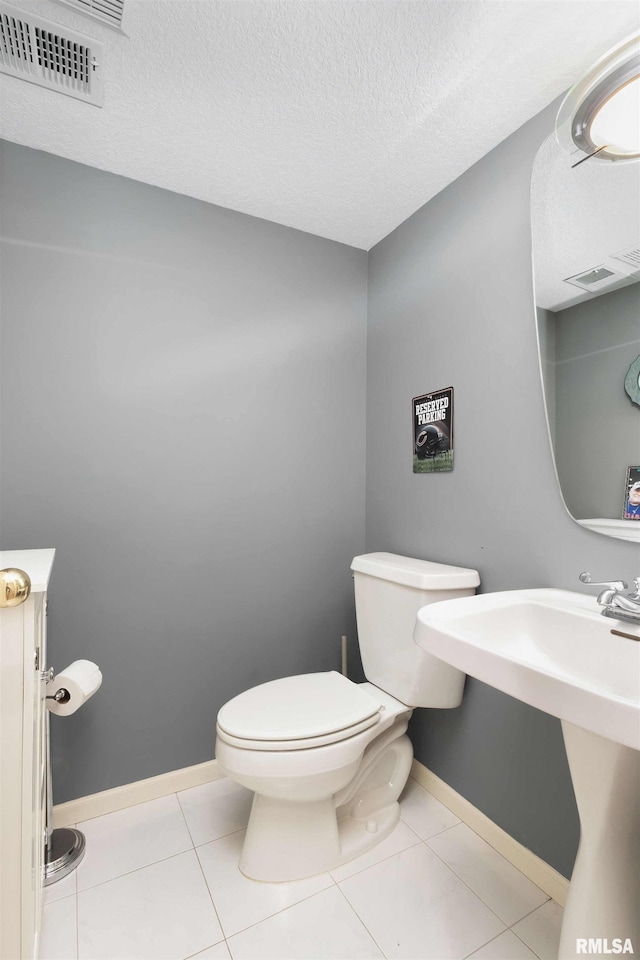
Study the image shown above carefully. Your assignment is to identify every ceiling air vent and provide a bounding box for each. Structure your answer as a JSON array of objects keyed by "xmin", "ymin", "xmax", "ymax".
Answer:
[
  {"xmin": 611, "ymin": 244, "xmax": 640, "ymax": 271},
  {"xmin": 52, "ymin": 0, "xmax": 127, "ymax": 33},
  {"xmin": 0, "ymin": 2, "xmax": 103, "ymax": 106}
]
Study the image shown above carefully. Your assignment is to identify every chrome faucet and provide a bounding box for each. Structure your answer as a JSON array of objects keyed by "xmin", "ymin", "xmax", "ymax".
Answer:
[{"xmin": 579, "ymin": 572, "xmax": 640, "ymax": 625}]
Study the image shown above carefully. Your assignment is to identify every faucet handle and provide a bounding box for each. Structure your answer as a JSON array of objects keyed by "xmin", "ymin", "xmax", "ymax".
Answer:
[{"xmin": 579, "ymin": 572, "xmax": 628, "ymax": 591}]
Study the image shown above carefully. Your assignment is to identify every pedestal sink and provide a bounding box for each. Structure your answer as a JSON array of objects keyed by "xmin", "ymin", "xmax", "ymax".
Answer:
[{"xmin": 414, "ymin": 589, "xmax": 640, "ymax": 960}]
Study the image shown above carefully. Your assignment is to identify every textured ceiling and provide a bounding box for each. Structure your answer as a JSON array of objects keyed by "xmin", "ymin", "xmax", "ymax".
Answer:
[{"xmin": 1, "ymin": 0, "xmax": 639, "ymax": 249}]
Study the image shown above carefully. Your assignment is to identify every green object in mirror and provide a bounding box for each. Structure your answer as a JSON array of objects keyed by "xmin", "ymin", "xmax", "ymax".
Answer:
[{"xmin": 624, "ymin": 356, "xmax": 640, "ymax": 407}]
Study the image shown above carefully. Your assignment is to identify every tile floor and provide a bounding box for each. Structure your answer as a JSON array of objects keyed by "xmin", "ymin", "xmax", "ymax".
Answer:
[{"xmin": 40, "ymin": 777, "xmax": 564, "ymax": 960}]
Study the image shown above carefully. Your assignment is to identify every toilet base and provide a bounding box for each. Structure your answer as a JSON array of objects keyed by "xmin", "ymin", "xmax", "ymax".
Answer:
[
  {"xmin": 240, "ymin": 793, "xmax": 402, "ymax": 883},
  {"xmin": 337, "ymin": 801, "xmax": 401, "ymax": 866},
  {"xmin": 238, "ymin": 732, "xmax": 413, "ymax": 882}
]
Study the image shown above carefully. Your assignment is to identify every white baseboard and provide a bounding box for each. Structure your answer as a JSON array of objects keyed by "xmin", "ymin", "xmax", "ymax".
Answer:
[
  {"xmin": 410, "ymin": 759, "xmax": 570, "ymax": 907},
  {"xmin": 52, "ymin": 759, "xmax": 222, "ymax": 827},
  {"xmin": 53, "ymin": 755, "xmax": 569, "ymax": 907}
]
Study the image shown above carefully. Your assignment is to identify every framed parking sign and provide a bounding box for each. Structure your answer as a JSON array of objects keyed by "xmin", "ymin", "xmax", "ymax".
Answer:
[{"xmin": 413, "ymin": 387, "xmax": 454, "ymax": 473}]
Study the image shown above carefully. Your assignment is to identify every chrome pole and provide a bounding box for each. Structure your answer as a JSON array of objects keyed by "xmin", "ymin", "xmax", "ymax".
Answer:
[{"xmin": 43, "ymin": 692, "xmax": 86, "ymax": 886}]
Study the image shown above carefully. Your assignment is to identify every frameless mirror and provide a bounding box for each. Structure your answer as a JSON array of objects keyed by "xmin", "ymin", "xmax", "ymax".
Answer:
[{"xmin": 531, "ymin": 135, "xmax": 640, "ymax": 542}]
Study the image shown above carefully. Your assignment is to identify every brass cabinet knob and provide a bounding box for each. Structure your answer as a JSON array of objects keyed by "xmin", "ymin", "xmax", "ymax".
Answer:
[{"xmin": 0, "ymin": 568, "xmax": 32, "ymax": 607}]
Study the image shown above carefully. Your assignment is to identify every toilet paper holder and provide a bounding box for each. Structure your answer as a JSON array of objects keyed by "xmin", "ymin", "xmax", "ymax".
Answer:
[
  {"xmin": 47, "ymin": 687, "xmax": 71, "ymax": 704},
  {"xmin": 42, "ymin": 668, "xmax": 71, "ymax": 704},
  {"xmin": 41, "ymin": 665, "xmax": 87, "ymax": 885}
]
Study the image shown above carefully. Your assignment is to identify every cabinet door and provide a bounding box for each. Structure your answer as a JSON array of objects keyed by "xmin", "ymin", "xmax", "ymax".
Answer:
[
  {"xmin": 0, "ymin": 604, "xmax": 25, "ymax": 960},
  {"xmin": 0, "ymin": 592, "xmax": 46, "ymax": 960}
]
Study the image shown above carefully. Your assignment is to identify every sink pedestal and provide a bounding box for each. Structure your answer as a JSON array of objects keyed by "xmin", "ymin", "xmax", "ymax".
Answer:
[{"xmin": 559, "ymin": 722, "xmax": 640, "ymax": 960}]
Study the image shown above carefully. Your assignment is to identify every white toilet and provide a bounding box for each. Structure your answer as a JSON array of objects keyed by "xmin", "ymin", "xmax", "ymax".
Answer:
[{"xmin": 215, "ymin": 552, "xmax": 479, "ymax": 882}]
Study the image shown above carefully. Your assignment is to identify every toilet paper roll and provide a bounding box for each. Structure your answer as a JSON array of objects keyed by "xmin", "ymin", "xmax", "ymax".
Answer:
[{"xmin": 46, "ymin": 660, "xmax": 102, "ymax": 717}]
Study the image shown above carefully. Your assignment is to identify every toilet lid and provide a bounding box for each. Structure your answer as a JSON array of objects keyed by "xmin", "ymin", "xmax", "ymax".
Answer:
[{"xmin": 217, "ymin": 671, "xmax": 381, "ymax": 743}]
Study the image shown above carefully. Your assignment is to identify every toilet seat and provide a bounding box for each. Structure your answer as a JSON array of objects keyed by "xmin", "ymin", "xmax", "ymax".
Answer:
[{"xmin": 216, "ymin": 671, "xmax": 383, "ymax": 751}]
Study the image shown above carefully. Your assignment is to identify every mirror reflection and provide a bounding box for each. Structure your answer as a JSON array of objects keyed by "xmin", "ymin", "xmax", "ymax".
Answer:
[{"xmin": 531, "ymin": 135, "xmax": 640, "ymax": 542}]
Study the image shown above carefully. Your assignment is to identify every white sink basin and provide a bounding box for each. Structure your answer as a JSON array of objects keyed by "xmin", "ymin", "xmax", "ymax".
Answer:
[
  {"xmin": 414, "ymin": 588, "xmax": 640, "ymax": 750},
  {"xmin": 415, "ymin": 587, "xmax": 640, "ymax": 959}
]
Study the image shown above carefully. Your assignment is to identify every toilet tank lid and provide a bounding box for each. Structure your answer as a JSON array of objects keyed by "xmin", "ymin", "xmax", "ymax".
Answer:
[{"xmin": 351, "ymin": 553, "xmax": 480, "ymax": 590}]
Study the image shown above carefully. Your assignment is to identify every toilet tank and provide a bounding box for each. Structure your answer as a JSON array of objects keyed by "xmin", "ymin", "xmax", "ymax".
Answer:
[{"xmin": 351, "ymin": 553, "xmax": 480, "ymax": 708}]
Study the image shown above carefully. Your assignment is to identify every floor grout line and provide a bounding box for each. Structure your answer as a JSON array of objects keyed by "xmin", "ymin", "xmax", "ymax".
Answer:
[
  {"xmin": 73, "ymin": 795, "xmax": 249, "ymax": 897},
  {"xmin": 75, "ymin": 845, "xmax": 198, "ymax": 896},
  {"xmin": 193, "ymin": 843, "xmax": 240, "ymax": 942},
  {"xmin": 329, "ymin": 836, "xmax": 422, "ymax": 884},
  {"xmin": 396, "ymin": 813, "xmax": 423, "ymax": 839},
  {"xmin": 509, "ymin": 904, "xmax": 555, "ymax": 960},
  {"xmin": 334, "ymin": 881, "xmax": 389, "ymax": 959},
  {"xmin": 508, "ymin": 898, "xmax": 553, "ymax": 929},
  {"xmin": 509, "ymin": 924, "xmax": 546, "ymax": 960},
  {"xmin": 175, "ymin": 789, "xmax": 199, "ymax": 849},
  {"xmin": 422, "ymin": 825, "xmax": 553, "ymax": 922},
  {"xmin": 182, "ymin": 936, "xmax": 230, "ymax": 960},
  {"xmin": 220, "ymin": 879, "xmax": 338, "ymax": 943},
  {"xmin": 461, "ymin": 929, "xmax": 507, "ymax": 960},
  {"xmin": 193, "ymin": 825, "xmax": 247, "ymax": 850},
  {"xmin": 418, "ymin": 836, "xmax": 512, "ymax": 935}
]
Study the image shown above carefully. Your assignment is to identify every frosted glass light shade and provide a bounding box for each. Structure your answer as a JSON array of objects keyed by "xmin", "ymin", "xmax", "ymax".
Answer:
[{"xmin": 589, "ymin": 76, "xmax": 640, "ymax": 156}]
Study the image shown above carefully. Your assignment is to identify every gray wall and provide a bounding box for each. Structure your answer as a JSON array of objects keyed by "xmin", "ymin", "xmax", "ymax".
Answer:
[
  {"xmin": 553, "ymin": 285, "xmax": 640, "ymax": 519},
  {"xmin": 366, "ymin": 101, "xmax": 639, "ymax": 880},
  {"xmin": 0, "ymin": 141, "xmax": 368, "ymax": 803}
]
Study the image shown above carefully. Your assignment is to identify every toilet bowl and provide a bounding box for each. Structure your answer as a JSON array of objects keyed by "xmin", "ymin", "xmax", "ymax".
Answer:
[
  {"xmin": 215, "ymin": 672, "xmax": 413, "ymax": 881},
  {"xmin": 215, "ymin": 553, "xmax": 480, "ymax": 882}
]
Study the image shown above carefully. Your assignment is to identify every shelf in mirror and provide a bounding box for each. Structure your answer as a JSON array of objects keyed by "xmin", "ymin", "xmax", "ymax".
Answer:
[{"xmin": 577, "ymin": 518, "xmax": 640, "ymax": 542}]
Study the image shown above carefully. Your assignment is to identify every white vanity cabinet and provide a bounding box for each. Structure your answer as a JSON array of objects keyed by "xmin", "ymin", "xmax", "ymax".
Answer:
[{"xmin": 1, "ymin": 549, "xmax": 55, "ymax": 960}]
